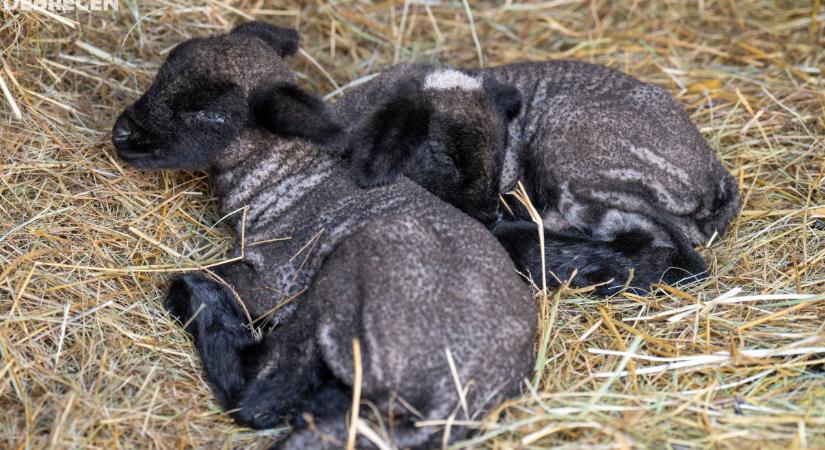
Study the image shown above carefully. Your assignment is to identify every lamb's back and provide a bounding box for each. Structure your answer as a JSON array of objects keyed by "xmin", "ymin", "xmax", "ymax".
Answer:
[
  {"xmin": 310, "ymin": 190, "xmax": 535, "ymax": 414},
  {"xmin": 226, "ymin": 166, "xmax": 528, "ymax": 320},
  {"xmin": 487, "ymin": 61, "xmax": 737, "ymax": 240}
]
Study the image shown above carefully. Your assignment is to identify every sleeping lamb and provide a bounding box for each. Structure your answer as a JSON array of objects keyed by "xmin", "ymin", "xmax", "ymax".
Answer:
[
  {"xmin": 111, "ymin": 23, "xmax": 536, "ymax": 449},
  {"xmin": 335, "ymin": 62, "xmax": 739, "ymax": 294}
]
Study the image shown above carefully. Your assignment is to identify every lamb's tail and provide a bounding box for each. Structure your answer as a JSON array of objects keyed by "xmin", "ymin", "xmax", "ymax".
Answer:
[{"xmin": 492, "ymin": 219, "xmax": 707, "ymax": 295}]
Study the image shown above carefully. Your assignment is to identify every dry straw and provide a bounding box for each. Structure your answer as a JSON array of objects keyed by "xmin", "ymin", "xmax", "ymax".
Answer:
[{"xmin": 1, "ymin": 1, "xmax": 824, "ymax": 448}]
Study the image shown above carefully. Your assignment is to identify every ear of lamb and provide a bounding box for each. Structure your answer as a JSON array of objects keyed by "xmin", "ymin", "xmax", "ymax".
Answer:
[
  {"xmin": 231, "ymin": 21, "xmax": 299, "ymax": 57},
  {"xmin": 251, "ymin": 83, "xmax": 342, "ymax": 144},
  {"xmin": 348, "ymin": 95, "xmax": 432, "ymax": 188},
  {"xmin": 483, "ymin": 77, "xmax": 522, "ymax": 121}
]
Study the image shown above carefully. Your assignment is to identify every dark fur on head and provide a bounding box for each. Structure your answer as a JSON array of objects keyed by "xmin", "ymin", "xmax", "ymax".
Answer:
[
  {"xmin": 251, "ymin": 83, "xmax": 342, "ymax": 145},
  {"xmin": 344, "ymin": 66, "xmax": 522, "ymax": 226},
  {"xmin": 348, "ymin": 81, "xmax": 432, "ymax": 188},
  {"xmin": 230, "ymin": 21, "xmax": 299, "ymax": 57},
  {"xmin": 112, "ymin": 22, "xmax": 340, "ymax": 171},
  {"xmin": 484, "ymin": 76, "xmax": 522, "ymax": 121}
]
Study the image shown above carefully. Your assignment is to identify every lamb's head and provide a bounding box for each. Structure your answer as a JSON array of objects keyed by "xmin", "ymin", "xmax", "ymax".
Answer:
[
  {"xmin": 347, "ymin": 68, "xmax": 522, "ymax": 226},
  {"xmin": 112, "ymin": 22, "xmax": 339, "ymax": 170}
]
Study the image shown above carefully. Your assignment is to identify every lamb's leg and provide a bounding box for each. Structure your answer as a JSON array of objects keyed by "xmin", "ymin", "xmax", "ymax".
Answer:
[
  {"xmin": 231, "ymin": 329, "xmax": 350, "ymax": 429},
  {"xmin": 270, "ymin": 418, "xmax": 434, "ymax": 450},
  {"xmin": 271, "ymin": 387, "xmax": 461, "ymax": 450},
  {"xmin": 492, "ymin": 220, "xmax": 707, "ymax": 295},
  {"xmin": 270, "ymin": 417, "xmax": 348, "ymax": 450},
  {"xmin": 165, "ymin": 273, "xmax": 335, "ymax": 429},
  {"xmin": 164, "ymin": 273, "xmax": 254, "ymax": 407}
]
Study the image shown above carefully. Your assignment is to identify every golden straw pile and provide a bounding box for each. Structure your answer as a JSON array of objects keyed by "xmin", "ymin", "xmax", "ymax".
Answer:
[{"xmin": 1, "ymin": 1, "xmax": 823, "ymax": 448}]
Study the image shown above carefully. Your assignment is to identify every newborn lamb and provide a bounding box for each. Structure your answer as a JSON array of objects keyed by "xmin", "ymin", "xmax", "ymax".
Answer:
[
  {"xmin": 335, "ymin": 62, "xmax": 739, "ymax": 294},
  {"xmin": 111, "ymin": 23, "xmax": 536, "ymax": 449},
  {"xmin": 486, "ymin": 61, "xmax": 740, "ymax": 245}
]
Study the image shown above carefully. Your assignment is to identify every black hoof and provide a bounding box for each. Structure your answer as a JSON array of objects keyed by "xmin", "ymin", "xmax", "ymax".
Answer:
[{"xmin": 164, "ymin": 274, "xmax": 201, "ymax": 327}]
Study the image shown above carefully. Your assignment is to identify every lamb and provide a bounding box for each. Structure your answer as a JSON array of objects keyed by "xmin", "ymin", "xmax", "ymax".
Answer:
[
  {"xmin": 334, "ymin": 62, "xmax": 740, "ymax": 294},
  {"xmin": 111, "ymin": 23, "xmax": 536, "ymax": 449}
]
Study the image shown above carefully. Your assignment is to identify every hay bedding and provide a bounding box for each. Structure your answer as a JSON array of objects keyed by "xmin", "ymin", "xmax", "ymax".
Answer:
[{"xmin": 1, "ymin": 1, "xmax": 823, "ymax": 448}]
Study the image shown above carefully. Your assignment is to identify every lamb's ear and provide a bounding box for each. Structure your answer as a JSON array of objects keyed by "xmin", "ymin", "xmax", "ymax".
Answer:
[
  {"xmin": 252, "ymin": 83, "xmax": 341, "ymax": 144},
  {"xmin": 349, "ymin": 96, "xmax": 432, "ymax": 188},
  {"xmin": 484, "ymin": 77, "xmax": 522, "ymax": 121},
  {"xmin": 231, "ymin": 22, "xmax": 299, "ymax": 57}
]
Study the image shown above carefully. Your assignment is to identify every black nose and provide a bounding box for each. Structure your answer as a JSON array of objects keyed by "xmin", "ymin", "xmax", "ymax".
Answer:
[
  {"xmin": 113, "ymin": 125, "xmax": 131, "ymax": 143},
  {"xmin": 112, "ymin": 114, "xmax": 135, "ymax": 144},
  {"xmin": 111, "ymin": 111, "xmax": 156, "ymax": 159},
  {"xmin": 111, "ymin": 112, "xmax": 154, "ymax": 157}
]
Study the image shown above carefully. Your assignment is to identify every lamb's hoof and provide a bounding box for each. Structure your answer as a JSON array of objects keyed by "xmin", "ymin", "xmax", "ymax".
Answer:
[
  {"xmin": 164, "ymin": 274, "xmax": 201, "ymax": 327},
  {"xmin": 163, "ymin": 273, "xmax": 230, "ymax": 330},
  {"xmin": 231, "ymin": 396, "xmax": 289, "ymax": 430}
]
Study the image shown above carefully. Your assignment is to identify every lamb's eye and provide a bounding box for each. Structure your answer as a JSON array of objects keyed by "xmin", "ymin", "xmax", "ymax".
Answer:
[
  {"xmin": 448, "ymin": 150, "xmax": 464, "ymax": 166},
  {"xmin": 428, "ymin": 142, "xmax": 458, "ymax": 166},
  {"xmin": 172, "ymin": 92, "xmax": 213, "ymax": 112},
  {"xmin": 180, "ymin": 110, "xmax": 228, "ymax": 125}
]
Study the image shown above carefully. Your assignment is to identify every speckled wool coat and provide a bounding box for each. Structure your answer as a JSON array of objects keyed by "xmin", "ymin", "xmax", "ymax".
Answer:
[
  {"xmin": 486, "ymin": 61, "xmax": 740, "ymax": 245},
  {"xmin": 212, "ymin": 131, "xmax": 536, "ymax": 444},
  {"xmin": 212, "ymin": 128, "xmax": 534, "ymax": 334},
  {"xmin": 334, "ymin": 61, "xmax": 740, "ymax": 246}
]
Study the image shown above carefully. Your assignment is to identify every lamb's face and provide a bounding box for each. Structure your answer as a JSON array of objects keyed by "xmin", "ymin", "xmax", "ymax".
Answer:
[
  {"xmin": 112, "ymin": 23, "xmax": 298, "ymax": 170},
  {"xmin": 349, "ymin": 69, "xmax": 522, "ymax": 227},
  {"xmin": 412, "ymin": 72, "xmax": 515, "ymax": 225}
]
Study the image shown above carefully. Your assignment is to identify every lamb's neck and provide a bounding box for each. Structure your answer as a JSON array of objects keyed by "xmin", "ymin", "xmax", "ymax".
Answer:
[{"xmin": 212, "ymin": 131, "xmax": 340, "ymax": 229}]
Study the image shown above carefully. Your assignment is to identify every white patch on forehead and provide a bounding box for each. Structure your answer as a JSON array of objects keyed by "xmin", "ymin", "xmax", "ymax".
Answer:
[{"xmin": 423, "ymin": 69, "xmax": 481, "ymax": 91}]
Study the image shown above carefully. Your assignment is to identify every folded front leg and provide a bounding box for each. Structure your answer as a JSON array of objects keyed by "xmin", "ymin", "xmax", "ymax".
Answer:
[
  {"xmin": 165, "ymin": 274, "xmax": 345, "ymax": 430},
  {"xmin": 164, "ymin": 273, "xmax": 255, "ymax": 408},
  {"xmin": 229, "ymin": 316, "xmax": 348, "ymax": 430},
  {"xmin": 492, "ymin": 220, "xmax": 707, "ymax": 294}
]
